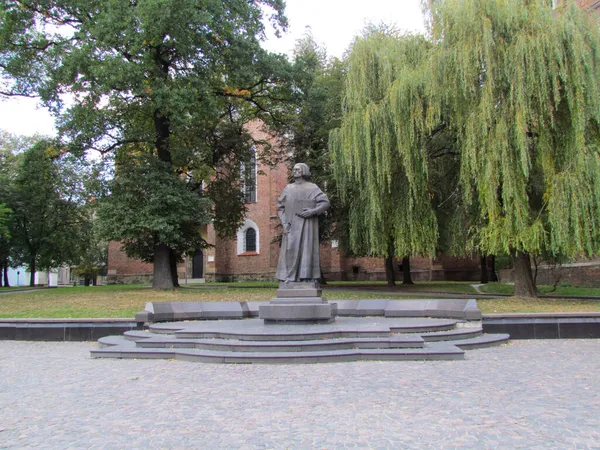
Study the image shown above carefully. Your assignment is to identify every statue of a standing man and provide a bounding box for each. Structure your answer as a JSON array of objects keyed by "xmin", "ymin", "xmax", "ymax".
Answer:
[{"xmin": 276, "ymin": 163, "xmax": 330, "ymax": 282}]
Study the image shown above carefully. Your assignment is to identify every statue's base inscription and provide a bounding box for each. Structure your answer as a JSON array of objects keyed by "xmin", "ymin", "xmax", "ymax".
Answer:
[{"xmin": 259, "ymin": 282, "xmax": 337, "ymax": 324}]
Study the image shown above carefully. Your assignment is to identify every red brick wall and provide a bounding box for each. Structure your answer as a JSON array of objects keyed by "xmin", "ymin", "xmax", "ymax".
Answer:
[
  {"xmin": 107, "ymin": 241, "xmax": 153, "ymax": 276},
  {"xmin": 210, "ymin": 121, "xmax": 289, "ymax": 281},
  {"xmin": 106, "ymin": 241, "xmax": 191, "ymax": 283}
]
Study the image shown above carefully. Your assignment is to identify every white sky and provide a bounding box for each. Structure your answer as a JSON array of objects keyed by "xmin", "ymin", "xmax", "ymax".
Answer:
[{"xmin": 0, "ymin": 0, "xmax": 425, "ymax": 137}]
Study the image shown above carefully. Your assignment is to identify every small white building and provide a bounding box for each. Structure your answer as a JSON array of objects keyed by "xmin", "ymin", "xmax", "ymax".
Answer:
[{"xmin": 6, "ymin": 266, "xmax": 71, "ymax": 287}]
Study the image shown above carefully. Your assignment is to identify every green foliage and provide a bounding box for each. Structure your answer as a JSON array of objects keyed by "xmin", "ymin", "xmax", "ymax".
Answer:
[
  {"xmin": 0, "ymin": 0, "xmax": 294, "ymax": 287},
  {"xmin": 96, "ymin": 154, "xmax": 212, "ymax": 263},
  {"xmin": 427, "ymin": 0, "xmax": 600, "ymax": 259},
  {"xmin": 0, "ymin": 203, "xmax": 10, "ymax": 239},
  {"xmin": 330, "ymin": 30, "xmax": 439, "ymax": 258},
  {"xmin": 332, "ymin": 0, "xmax": 600, "ymax": 297},
  {"xmin": 71, "ymin": 220, "xmax": 108, "ymax": 283},
  {"xmin": 5, "ymin": 140, "xmax": 93, "ymax": 283},
  {"xmin": 287, "ymin": 33, "xmax": 347, "ymax": 243}
]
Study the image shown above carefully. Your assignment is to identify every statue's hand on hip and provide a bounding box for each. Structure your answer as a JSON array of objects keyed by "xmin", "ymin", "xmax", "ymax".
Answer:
[{"xmin": 297, "ymin": 208, "xmax": 315, "ymax": 219}]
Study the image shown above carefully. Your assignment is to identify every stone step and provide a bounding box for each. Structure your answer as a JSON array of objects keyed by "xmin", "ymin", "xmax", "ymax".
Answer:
[
  {"xmin": 91, "ymin": 337, "xmax": 465, "ymax": 363},
  {"xmin": 133, "ymin": 334, "xmax": 425, "ymax": 352},
  {"xmin": 147, "ymin": 317, "xmax": 461, "ymax": 341},
  {"xmin": 105, "ymin": 329, "xmax": 507, "ymax": 353},
  {"xmin": 421, "ymin": 327, "xmax": 483, "ymax": 342},
  {"xmin": 452, "ymin": 333, "xmax": 511, "ymax": 350},
  {"xmin": 388, "ymin": 321, "xmax": 458, "ymax": 334}
]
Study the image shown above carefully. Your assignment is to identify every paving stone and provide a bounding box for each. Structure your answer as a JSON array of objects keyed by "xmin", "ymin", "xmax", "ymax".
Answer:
[{"xmin": 2, "ymin": 339, "xmax": 599, "ymax": 448}]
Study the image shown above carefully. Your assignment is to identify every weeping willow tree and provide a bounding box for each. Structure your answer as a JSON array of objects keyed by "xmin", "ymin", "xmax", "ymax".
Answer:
[
  {"xmin": 425, "ymin": 0, "xmax": 600, "ymax": 297},
  {"xmin": 330, "ymin": 29, "xmax": 441, "ymax": 270}
]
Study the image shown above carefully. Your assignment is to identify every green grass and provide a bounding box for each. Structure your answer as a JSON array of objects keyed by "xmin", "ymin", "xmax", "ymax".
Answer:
[
  {"xmin": 0, "ymin": 286, "xmax": 42, "ymax": 291},
  {"xmin": 0, "ymin": 284, "xmax": 429, "ymax": 319},
  {"xmin": 198, "ymin": 280, "xmax": 478, "ymax": 294},
  {"xmin": 330, "ymin": 280, "xmax": 478, "ymax": 294},
  {"xmin": 477, "ymin": 297, "xmax": 600, "ymax": 314},
  {"xmin": 1, "ymin": 282, "xmax": 598, "ymax": 318},
  {"xmin": 479, "ymin": 282, "xmax": 600, "ymax": 297}
]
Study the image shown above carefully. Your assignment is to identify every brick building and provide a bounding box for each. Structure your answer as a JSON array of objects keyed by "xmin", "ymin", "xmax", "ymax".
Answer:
[{"xmin": 106, "ymin": 120, "xmax": 482, "ymax": 284}]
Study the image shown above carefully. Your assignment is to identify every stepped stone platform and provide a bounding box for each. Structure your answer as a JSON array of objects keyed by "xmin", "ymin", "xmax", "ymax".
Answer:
[{"xmin": 93, "ymin": 300, "xmax": 509, "ymax": 363}]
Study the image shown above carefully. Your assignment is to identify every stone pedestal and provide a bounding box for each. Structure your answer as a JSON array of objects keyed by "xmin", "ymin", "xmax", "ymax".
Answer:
[{"xmin": 259, "ymin": 282, "xmax": 337, "ymax": 324}]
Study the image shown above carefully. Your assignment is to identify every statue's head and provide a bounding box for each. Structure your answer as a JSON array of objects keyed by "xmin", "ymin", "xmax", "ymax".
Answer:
[{"xmin": 292, "ymin": 163, "xmax": 311, "ymax": 180}]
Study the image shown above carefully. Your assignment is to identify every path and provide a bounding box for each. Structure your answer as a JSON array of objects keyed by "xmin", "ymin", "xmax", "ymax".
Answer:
[{"xmin": 1, "ymin": 339, "xmax": 599, "ymax": 448}]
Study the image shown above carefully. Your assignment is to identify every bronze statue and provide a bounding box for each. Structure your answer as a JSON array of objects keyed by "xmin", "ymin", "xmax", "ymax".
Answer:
[{"xmin": 275, "ymin": 163, "xmax": 330, "ymax": 282}]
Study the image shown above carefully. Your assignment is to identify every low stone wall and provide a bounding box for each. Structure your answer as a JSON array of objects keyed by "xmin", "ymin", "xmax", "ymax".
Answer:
[
  {"xmin": 105, "ymin": 273, "xmax": 153, "ymax": 285},
  {"xmin": 328, "ymin": 268, "xmax": 481, "ymax": 282},
  {"xmin": 135, "ymin": 299, "xmax": 482, "ymax": 323},
  {"xmin": 210, "ymin": 273, "xmax": 276, "ymax": 283},
  {"xmin": 499, "ymin": 263, "xmax": 600, "ymax": 288}
]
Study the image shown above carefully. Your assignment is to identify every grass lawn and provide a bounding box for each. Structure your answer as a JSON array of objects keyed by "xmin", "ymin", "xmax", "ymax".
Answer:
[
  {"xmin": 478, "ymin": 296, "xmax": 600, "ymax": 314},
  {"xmin": 201, "ymin": 280, "xmax": 479, "ymax": 294},
  {"xmin": 0, "ymin": 286, "xmax": 41, "ymax": 291},
  {"xmin": 0, "ymin": 282, "xmax": 598, "ymax": 318},
  {"xmin": 0, "ymin": 284, "xmax": 430, "ymax": 319},
  {"xmin": 330, "ymin": 281, "xmax": 478, "ymax": 294}
]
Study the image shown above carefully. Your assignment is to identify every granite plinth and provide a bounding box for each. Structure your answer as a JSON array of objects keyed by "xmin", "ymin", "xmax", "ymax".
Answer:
[
  {"xmin": 260, "ymin": 282, "xmax": 337, "ymax": 323},
  {"xmin": 276, "ymin": 288, "xmax": 322, "ymax": 297},
  {"xmin": 260, "ymin": 302, "xmax": 337, "ymax": 324},
  {"xmin": 270, "ymin": 297, "xmax": 327, "ymax": 304}
]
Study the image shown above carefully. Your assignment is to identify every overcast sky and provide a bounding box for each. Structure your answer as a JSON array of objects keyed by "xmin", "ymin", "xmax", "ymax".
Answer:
[{"xmin": 0, "ymin": 0, "xmax": 426, "ymax": 137}]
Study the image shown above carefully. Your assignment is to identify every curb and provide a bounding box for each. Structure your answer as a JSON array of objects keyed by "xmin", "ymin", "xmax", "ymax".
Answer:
[{"xmin": 1, "ymin": 314, "xmax": 599, "ymax": 341}]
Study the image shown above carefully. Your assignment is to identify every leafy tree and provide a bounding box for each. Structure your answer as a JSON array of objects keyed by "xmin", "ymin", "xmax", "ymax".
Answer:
[
  {"xmin": 330, "ymin": 30, "xmax": 439, "ymax": 284},
  {"xmin": 426, "ymin": 0, "xmax": 600, "ymax": 296},
  {"xmin": 71, "ymin": 221, "xmax": 107, "ymax": 286},
  {"xmin": 7, "ymin": 141, "xmax": 91, "ymax": 286},
  {"xmin": 96, "ymin": 154, "xmax": 212, "ymax": 289},
  {"xmin": 0, "ymin": 130, "xmax": 44, "ymax": 287},
  {"xmin": 0, "ymin": 0, "xmax": 292, "ymax": 289},
  {"xmin": 332, "ymin": 2, "xmax": 600, "ymax": 297}
]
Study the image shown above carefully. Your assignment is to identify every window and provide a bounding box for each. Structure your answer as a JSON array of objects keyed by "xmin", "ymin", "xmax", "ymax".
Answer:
[
  {"xmin": 245, "ymin": 228, "xmax": 257, "ymax": 252},
  {"xmin": 236, "ymin": 219, "xmax": 260, "ymax": 255},
  {"xmin": 242, "ymin": 148, "xmax": 257, "ymax": 203}
]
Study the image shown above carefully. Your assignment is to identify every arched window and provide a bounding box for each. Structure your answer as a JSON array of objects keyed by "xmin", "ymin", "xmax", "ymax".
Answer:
[
  {"xmin": 236, "ymin": 219, "xmax": 260, "ymax": 255},
  {"xmin": 245, "ymin": 228, "xmax": 257, "ymax": 252}
]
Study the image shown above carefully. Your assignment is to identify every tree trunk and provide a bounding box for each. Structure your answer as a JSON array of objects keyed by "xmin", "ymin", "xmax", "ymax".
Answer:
[
  {"xmin": 0, "ymin": 265, "xmax": 3, "ymax": 287},
  {"xmin": 402, "ymin": 256, "xmax": 414, "ymax": 284},
  {"xmin": 169, "ymin": 249, "xmax": 180, "ymax": 288},
  {"xmin": 84, "ymin": 278, "xmax": 91, "ymax": 287},
  {"xmin": 489, "ymin": 255, "xmax": 498, "ymax": 282},
  {"xmin": 153, "ymin": 101, "xmax": 176, "ymax": 289},
  {"xmin": 385, "ymin": 240, "xmax": 396, "ymax": 286},
  {"xmin": 2, "ymin": 265, "xmax": 8, "ymax": 287},
  {"xmin": 29, "ymin": 256, "xmax": 36, "ymax": 287},
  {"xmin": 512, "ymin": 251, "xmax": 537, "ymax": 298},
  {"xmin": 153, "ymin": 244, "xmax": 174, "ymax": 289},
  {"xmin": 384, "ymin": 257, "xmax": 396, "ymax": 287},
  {"xmin": 480, "ymin": 255, "xmax": 488, "ymax": 284}
]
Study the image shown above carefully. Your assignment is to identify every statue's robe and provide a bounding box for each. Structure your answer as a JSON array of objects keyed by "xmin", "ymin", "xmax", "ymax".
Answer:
[{"xmin": 275, "ymin": 182, "xmax": 330, "ymax": 282}]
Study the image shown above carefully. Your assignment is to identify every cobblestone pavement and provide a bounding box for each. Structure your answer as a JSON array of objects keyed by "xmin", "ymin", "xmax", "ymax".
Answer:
[{"xmin": 1, "ymin": 339, "xmax": 599, "ymax": 449}]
